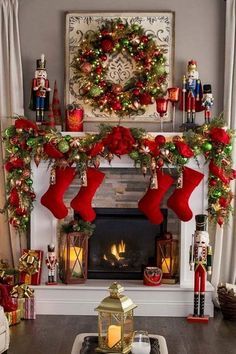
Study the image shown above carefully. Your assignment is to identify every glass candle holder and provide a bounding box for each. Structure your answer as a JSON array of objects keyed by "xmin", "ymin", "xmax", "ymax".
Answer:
[{"xmin": 131, "ymin": 330, "xmax": 151, "ymax": 354}]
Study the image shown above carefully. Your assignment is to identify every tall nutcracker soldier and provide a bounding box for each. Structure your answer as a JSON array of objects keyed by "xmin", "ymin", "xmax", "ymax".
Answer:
[
  {"xmin": 181, "ymin": 60, "xmax": 203, "ymax": 130},
  {"xmin": 45, "ymin": 244, "xmax": 58, "ymax": 285},
  {"xmin": 29, "ymin": 54, "xmax": 51, "ymax": 124},
  {"xmin": 187, "ymin": 214, "xmax": 212, "ymax": 323}
]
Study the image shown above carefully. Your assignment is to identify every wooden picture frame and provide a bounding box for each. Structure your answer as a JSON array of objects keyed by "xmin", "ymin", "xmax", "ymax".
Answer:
[{"xmin": 65, "ymin": 12, "xmax": 175, "ymax": 123}]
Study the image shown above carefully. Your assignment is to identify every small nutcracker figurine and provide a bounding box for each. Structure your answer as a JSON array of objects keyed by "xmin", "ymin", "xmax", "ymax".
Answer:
[
  {"xmin": 29, "ymin": 54, "xmax": 51, "ymax": 124},
  {"xmin": 202, "ymin": 84, "xmax": 214, "ymax": 124},
  {"xmin": 181, "ymin": 60, "xmax": 204, "ymax": 129},
  {"xmin": 188, "ymin": 214, "xmax": 212, "ymax": 323},
  {"xmin": 45, "ymin": 244, "xmax": 58, "ymax": 285}
]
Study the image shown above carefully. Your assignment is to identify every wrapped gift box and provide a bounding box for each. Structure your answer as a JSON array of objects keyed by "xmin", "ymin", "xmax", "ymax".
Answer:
[
  {"xmin": 19, "ymin": 249, "xmax": 43, "ymax": 285},
  {"xmin": 5, "ymin": 309, "xmax": 21, "ymax": 326},
  {"xmin": 10, "ymin": 284, "xmax": 35, "ymax": 320},
  {"xmin": 11, "ymin": 298, "xmax": 36, "ymax": 320}
]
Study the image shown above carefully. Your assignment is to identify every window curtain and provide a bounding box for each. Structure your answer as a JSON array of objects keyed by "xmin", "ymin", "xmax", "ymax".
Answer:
[
  {"xmin": 0, "ymin": 0, "xmax": 26, "ymax": 266},
  {"xmin": 211, "ymin": 0, "xmax": 236, "ymax": 291}
]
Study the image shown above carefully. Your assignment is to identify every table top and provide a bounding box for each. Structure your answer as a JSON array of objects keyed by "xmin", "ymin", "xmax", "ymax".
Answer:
[{"xmin": 71, "ymin": 333, "xmax": 168, "ymax": 354}]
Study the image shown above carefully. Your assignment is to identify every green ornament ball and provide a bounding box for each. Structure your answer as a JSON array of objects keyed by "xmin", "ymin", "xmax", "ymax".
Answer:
[
  {"xmin": 212, "ymin": 190, "xmax": 222, "ymax": 198},
  {"xmin": 132, "ymin": 24, "xmax": 140, "ymax": 31},
  {"xmin": 5, "ymin": 126, "xmax": 16, "ymax": 138},
  {"xmin": 193, "ymin": 146, "xmax": 201, "ymax": 155},
  {"xmin": 122, "ymin": 100, "xmax": 129, "ymax": 107},
  {"xmin": 168, "ymin": 143, "xmax": 176, "ymax": 151},
  {"xmin": 129, "ymin": 151, "xmax": 139, "ymax": 160},
  {"xmin": 58, "ymin": 140, "xmax": 70, "ymax": 153},
  {"xmin": 26, "ymin": 178, "xmax": 33, "ymax": 186},
  {"xmin": 12, "ymin": 146, "xmax": 19, "ymax": 153},
  {"xmin": 224, "ymin": 145, "xmax": 233, "ymax": 154},
  {"xmin": 202, "ymin": 141, "xmax": 213, "ymax": 151},
  {"xmin": 26, "ymin": 138, "xmax": 36, "ymax": 147},
  {"xmin": 89, "ymin": 86, "xmax": 102, "ymax": 98},
  {"xmin": 64, "ymin": 135, "xmax": 72, "ymax": 142},
  {"xmin": 152, "ymin": 64, "xmax": 166, "ymax": 76}
]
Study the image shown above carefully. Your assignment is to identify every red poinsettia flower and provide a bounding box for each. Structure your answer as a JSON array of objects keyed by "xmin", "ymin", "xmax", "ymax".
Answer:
[
  {"xmin": 175, "ymin": 141, "xmax": 194, "ymax": 158},
  {"xmin": 9, "ymin": 188, "xmax": 19, "ymax": 207},
  {"xmin": 141, "ymin": 139, "xmax": 160, "ymax": 157},
  {"xmin": 219, "ymin": 196, "xmax": 231, "ymax": 208},
  {"xmin": 209, "ymin": 127, "xmax": 230, "ymax": 145},
  {"xmin": 15, "ymin": 118, "xmax": 38, "ymax": 132},
  {"xmin": 103, "ymin": 126, "xmax": 135, "ymax": 155},
  {"xmin": 87, "ymin": 142, "xmax": 104, "ymax": 157}
]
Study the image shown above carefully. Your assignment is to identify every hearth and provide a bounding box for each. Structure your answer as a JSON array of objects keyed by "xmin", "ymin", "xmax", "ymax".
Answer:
[{"xmin": 76, "ymin": 208, "xmax": 167, "ymax": 280}]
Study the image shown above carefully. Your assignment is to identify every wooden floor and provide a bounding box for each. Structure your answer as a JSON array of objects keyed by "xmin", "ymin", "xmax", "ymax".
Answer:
[{"xmin": 8, "ymin": 309, "xmax": 236, "ymax": 354}]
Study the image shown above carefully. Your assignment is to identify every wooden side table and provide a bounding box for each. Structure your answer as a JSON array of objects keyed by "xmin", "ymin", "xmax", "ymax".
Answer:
[{"xmin": 71, "ymin": 333, "xmax": 168, "ymax": 354}]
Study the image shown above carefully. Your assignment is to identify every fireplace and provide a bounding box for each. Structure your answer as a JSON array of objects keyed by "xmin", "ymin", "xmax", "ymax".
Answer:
[{"xmin": 75, "ymin": 208, "xmax": 167, "ymax": 280}]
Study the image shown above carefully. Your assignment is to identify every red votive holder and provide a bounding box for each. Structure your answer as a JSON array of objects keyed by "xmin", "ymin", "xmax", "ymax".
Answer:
[
  {"xmin": 156, "ymin": 98, "xmax": 168, "ymax": 117},
  {"xmin": 66, "ymin": 105, "xmax": 84, "ymax": 132},
  {"xmin": 167, "ymin": 87, "xmax": 180, "ymax": 103},
  {"xmin": 143, "ymin": 267, "xmax": 162, "ymax": 286}
]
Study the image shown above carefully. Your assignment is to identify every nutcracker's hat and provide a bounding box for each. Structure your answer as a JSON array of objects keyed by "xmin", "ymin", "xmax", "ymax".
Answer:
[
  {"xmin": 203, "ymin": 84, "xmax": 212, "ymax": 94},
  {"xmin": 188, "ymin": 60, "xmax": 197, "ymax": 69},
  {"xmin": 195, "ymin": 214, "xmax": 208, "ymax": 231},
  {"xmin": 36, "ymin": 55, "xmax": 46, "ymax": 70},
  {"xmin": 48, "ymin": 244, "xmax": 55, "ymax": 252}
]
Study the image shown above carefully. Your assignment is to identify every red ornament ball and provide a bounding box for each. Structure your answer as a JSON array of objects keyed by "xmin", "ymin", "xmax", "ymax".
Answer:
[
  {"xmin": 101, "ymin": 38, "xmax": 114, "ymax": 53},
  {"xmin": 155, "ymin": 135, "xmax": 166, "ymax": 147},
  {"xmin": 81, "ymin": 62, "xmax": 92, "ymax": 74},
  {"xmin": 209, "ymin": 179, "xmax": 217, "ymax": 186},
  {"xmin": 139, "ymin": 93, "xmax": 152, "ymax": 106},
  {"xmin": 111, "ymin": 100, "xmax": 122, "ymax": 111}
]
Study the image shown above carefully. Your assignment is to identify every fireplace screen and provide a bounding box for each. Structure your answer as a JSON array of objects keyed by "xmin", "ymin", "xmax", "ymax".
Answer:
[{"xmin": 75, "ymin": 208, "xmax": 167, "ymax": 280}]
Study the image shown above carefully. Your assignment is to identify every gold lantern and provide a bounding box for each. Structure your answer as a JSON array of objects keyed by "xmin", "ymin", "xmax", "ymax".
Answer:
[
  {"xmin": 59, "ymin": 232, "xmax": 88, "ymax": 284},
  {"xmin": 156, "ymin": 238, "xmax": 179, "ymax": 284},
  {"xmin": 95, "ymin": 282, "xmax": 137, "ymax": 353}
]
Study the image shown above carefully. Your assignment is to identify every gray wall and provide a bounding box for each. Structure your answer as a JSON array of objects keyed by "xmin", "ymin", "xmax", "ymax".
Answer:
[{"xmin": 19, "ymin": 0, "xmax": 225, "ymax": 131}]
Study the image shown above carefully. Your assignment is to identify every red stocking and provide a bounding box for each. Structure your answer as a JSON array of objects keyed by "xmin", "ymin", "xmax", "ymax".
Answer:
[
  {"xmin": 138, "ymin": 169, "xmax": 174, "ymax": 224},
  {"xmin": 41, "ymin": 167, "xmax": 76, "ymax": 219},
  {"xmin": 70, "ymin": 167, "xmax": 105, "ymax": 222},
  {"xmin": 167, "ymin": 166, "xmax": 204, "ymax": 222}
]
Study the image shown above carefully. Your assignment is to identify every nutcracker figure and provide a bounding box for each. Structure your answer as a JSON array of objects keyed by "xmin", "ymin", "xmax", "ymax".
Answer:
[
  {"xmin": 202, "ymin": 84, "xmax": 214, "ymax": 124},
  {"xmin": 188, "ymin": 214, "xmax": 212, "ymax": 322},
  {"xmin": 181, "ymin": 60, "xmax": 204, "ymax": 129},
  {"xmin": 29, "ymin": 54, "xmax": 51, "ymax": 124},
  {"xmin": 45, "ymin": 244, "xmax": 58, "ymax": 285}
]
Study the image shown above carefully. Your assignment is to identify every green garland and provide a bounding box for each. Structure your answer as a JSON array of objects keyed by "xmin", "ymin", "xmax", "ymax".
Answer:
[
  {"xmin": 71, "ymin": 19, "xmax": 168, "ymax": 116},
  {"xmin": 61, "ymin": 220, "xmax": 95, "ymax": 236},
  {"xmin": 1, "ymin": 115, "xmax": 235, "ymax": 232}
]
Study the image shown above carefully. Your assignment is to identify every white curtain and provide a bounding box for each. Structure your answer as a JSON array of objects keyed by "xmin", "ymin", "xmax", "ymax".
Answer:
[
  {"xmin": 0, "ymin": 0, "xmax": 26, "ymax": 265},
  {"xmin": 211, "ymin": 0, "xmax": 236, "ymax": 290}
]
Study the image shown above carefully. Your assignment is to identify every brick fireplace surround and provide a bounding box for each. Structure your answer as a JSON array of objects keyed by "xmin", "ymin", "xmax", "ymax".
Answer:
[{"xmin": 31, "ymin": 133, "xmax": 214, "ymax": 317}]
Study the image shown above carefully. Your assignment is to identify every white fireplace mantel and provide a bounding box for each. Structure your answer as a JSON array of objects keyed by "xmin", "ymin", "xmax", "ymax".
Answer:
[{"xmin": 30, "ymin": 133, "xmax": 214, "ymax": 317}]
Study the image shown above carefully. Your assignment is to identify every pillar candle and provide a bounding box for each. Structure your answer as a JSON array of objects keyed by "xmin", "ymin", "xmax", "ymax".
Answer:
[{"xmin": 107, "ymin": 325, "xmax": 121, "ymax": 348}]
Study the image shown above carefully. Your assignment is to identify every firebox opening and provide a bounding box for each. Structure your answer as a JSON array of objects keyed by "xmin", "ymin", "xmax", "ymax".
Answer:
[{"xmin": 75, "ymin": 208, "xmax": 168, "ymax": 280}]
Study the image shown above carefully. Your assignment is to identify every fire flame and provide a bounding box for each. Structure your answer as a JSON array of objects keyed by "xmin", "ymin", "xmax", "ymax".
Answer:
[{"xmin": 103, "ymin": 240, "xmax": 126, "ymax": 261}]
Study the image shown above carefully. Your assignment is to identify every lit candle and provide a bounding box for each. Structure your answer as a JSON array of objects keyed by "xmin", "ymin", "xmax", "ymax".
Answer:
[
  {"xmin": 161, "ymin": 257, "xmax": 171, "ymax": 274},
  {"xmin": 65, "ymin": 247, "xmax": 83, "ymax": 276},
  {"xmin": 107, "ymin": 325, "xmax": 121, "ymax": 348}
]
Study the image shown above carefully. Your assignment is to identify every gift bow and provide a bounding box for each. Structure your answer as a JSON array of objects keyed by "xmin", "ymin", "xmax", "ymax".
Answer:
[
  {"xmin": 18, "ymin": 250, "xmax": 40, "ymax": 275},
  {"xmin": 10, "ymin": 284, "xmax": 34, "ymax": 298}
]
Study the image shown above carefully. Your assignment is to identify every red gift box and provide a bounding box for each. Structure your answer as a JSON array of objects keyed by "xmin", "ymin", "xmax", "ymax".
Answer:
[{"xmin": 19, "ymin": 249, "xmax": 43, "ymax": 285}]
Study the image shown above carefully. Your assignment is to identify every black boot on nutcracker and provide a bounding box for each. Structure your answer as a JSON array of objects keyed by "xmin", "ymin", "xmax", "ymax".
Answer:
[
  {"xmin": 200, "ymin": 293, "xmax": 205, "ymax": 317},
  {"xmin": 193, "ymin": 293, "xmax": 199, "ymax": 317}
]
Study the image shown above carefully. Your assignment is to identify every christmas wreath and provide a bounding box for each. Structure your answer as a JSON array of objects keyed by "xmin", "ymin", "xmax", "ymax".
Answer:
[
  {"xmin": 1, "ymin": 116, "xmax": 235, "ymax": 231},
  {"xmin": 71, "ymin": 19, "xmax": 168, "ymax": 116}
]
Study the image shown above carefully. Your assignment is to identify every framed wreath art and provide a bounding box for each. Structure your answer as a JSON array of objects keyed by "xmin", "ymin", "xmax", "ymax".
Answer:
[{"xmin": 65, "ymin": 12, "xmax": 174, "ymax": 123}]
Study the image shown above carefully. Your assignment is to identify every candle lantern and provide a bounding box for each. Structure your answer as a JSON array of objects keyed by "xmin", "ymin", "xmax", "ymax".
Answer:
[
  {"xmin": 95, "ymin": 282, "xmax": 137, "ymax": 353},
  {"xmin": 65, "ymin": 104, "xmax": 84, "ymax": 132},
  {"xmin": 59, "ymin": 232, "xmax": 88, "ymax": 284},
  {"xmin": 156, "ymin": 237, "xmax": 179, "ymax": 284}
]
